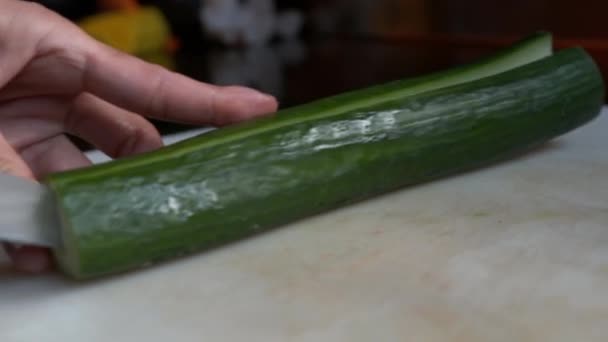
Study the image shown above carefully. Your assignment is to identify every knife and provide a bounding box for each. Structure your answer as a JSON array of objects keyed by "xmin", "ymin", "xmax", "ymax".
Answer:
[
  {"xmin": 0, "ymin": 128, "xmax": 214, "ymax": 250},
  {"xmin": 0, "ymin": 172, "xmax": 61, "ymax": 248}
]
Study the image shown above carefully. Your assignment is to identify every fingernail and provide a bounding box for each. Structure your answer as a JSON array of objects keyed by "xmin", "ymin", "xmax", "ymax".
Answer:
[
  {"xmin": 254, "ymin": 92, "xmax": 277, "ymax": 103},
  {"xmin": 227, "ymin": 87, "xmax": 276, "ymax": 103},
  {"xmin": 248, "ymin": 91, "xmax": 279, "ymax": 110},
  {"xmin": 215, "ymin": 87, "xmax": 279, "ymax": 125}
]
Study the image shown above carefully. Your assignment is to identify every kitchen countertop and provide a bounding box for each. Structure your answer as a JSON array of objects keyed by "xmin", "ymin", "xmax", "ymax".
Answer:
[{"xmin": 0, "ymin": 99, "xmax": 606, "ymax": 341}]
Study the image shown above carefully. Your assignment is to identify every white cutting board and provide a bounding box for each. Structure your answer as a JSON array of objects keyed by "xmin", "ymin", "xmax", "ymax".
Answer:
[{"xmin": 1, "ymin": 108, "xmax": 607, "ymax": 342}]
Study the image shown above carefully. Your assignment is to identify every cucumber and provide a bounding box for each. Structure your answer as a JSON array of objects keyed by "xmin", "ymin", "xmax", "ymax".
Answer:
[{"xmin": 46, "ymin": 36, "xmax": 604, "ymax": 279}]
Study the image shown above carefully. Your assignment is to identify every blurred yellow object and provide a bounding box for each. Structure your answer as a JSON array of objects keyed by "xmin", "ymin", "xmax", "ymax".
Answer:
[{"xmin": 79, "ymin": 6, "xmax": 172, "ymax": 55}]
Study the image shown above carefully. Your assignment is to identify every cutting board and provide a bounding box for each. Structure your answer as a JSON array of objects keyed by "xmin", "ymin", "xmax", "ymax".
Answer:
[{"xmin": 1, "ymin": 108, "xmax": 607, "ymax": 342}]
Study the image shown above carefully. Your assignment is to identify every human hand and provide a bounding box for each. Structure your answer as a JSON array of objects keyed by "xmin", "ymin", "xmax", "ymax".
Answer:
[{"xmin": 0, "ymin": 0, "xmax": 278, "ymax": 273}]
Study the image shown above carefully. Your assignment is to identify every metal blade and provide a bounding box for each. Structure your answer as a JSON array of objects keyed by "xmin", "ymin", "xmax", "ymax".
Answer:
[{"xmin": 0, "ymin": 173, "xmax": 60, "ymax": 248}]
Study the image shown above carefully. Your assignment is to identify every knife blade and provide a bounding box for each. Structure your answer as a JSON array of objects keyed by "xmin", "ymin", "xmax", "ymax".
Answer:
[
  {"xmin": 0, "ymin": 172, "xmax": 61, "ymax": 248},
  {"xmin": 0, "ymin": 130, "xmax": 211, "ymax": 249}
]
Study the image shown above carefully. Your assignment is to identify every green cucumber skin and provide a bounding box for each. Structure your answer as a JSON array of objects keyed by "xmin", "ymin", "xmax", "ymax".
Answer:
[{"xmin": 47, "ymin": 47, "xmax": 604, "ymax": 279}]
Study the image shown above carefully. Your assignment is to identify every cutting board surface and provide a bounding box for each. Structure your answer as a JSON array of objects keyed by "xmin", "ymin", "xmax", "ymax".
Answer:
[{"xmin": 1, "ymin": 109, "xmax": 607, "ymax": 342}]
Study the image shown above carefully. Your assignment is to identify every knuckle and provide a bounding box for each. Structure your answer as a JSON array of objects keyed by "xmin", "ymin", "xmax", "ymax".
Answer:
[
  {"xmin": 109, "ymin": 128, "xmax": 138, "ymax": 158},
  {"xmin": 110, "ymin": 118, "xmax": 159, "ymax": 158},
  {"xmin": 146, "ymin": 67, "xmax": 170, "ymax": 119}
]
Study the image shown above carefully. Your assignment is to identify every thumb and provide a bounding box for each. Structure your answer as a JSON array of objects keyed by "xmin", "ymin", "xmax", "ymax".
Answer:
[{"xmin": 0, "ymin": 132, "xmax": 52, "ymax": 273}]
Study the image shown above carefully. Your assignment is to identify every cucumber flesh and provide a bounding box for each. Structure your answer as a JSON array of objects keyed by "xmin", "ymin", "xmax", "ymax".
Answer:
[{"xmin": 46, "ymin": 37, "xmax": 603, "ymax": 280}]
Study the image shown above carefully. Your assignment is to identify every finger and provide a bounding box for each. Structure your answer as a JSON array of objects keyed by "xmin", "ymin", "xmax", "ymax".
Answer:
[
  {"xmin": 0, "ymin": 96, "xmax": 68, "ymax": 150},
  {"xmin": 0, "ymin": 94, "xmax": 162, "ymax": 159},
  {"xmin": 4, "ymin": 243, "xmax": 52, "ymax": 274},
  {"xmin": 82, "ymin": 44, "xmax": 279, "ymax": 126},
  {"xmin": 0, "ymin": 52, "xmax": 83, "ymax": 102},
  {"xmin": 7, "ymin": 135, "xmax": 92, "ymax": 273},
  {"xmin": 66, "ymin": 93, "xmax": 163, "ymax": 158},
  {"xmin": 20, "ymin": 134, "xmax": 92, "ymax": 179}
]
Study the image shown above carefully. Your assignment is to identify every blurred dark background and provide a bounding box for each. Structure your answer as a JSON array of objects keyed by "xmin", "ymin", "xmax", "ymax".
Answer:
[{"xmin": 29, "ymin": 0, "xmax": 608, "ymax": 136}]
